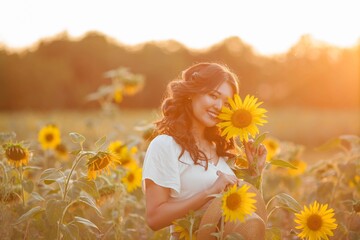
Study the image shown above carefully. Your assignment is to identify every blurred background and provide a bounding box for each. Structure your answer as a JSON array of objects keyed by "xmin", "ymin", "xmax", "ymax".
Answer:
[{"xmin": 0, "ymin": 0, "xmax": 359, "ymax": 156}]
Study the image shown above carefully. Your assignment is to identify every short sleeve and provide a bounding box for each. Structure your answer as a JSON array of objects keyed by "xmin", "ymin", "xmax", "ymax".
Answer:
[{"xmin": 142, "ymin": 135, "xmax": 180, "ymax": 194}]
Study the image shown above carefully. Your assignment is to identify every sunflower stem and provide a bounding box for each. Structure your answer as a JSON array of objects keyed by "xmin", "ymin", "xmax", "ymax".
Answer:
[
  {"xmin": 62, "ymin": 153, "xmax": 86, "ymax": 201},
  {"xmin": 219, "ymin": 215, "xmax": 225, "ymax": 240},
  {"xmin": 19, "ymin": 165, "xmax": 25, "ymax": 207}
]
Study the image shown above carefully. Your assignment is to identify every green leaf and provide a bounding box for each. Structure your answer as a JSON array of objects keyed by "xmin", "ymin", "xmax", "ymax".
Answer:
[
  {"xmin": 13, "ymin": 206, "xmax": 44, "ymax": 225},
  {"xmin": 254, "ymin": 132, "xmax": 269, "ymax": 147},
  {"xmin": 315, "ymin": 137, "xmax": 342, "ymax": 151},
  {"xmin": 22, "ymin": 180, "xmax": 34, "ymax": 193},
  {"xmin": 73, "ymin": 177, "xmax": 99, "ymax": 198},
  {"xmin": 73, "ymin": 216, "xmax": 100, "ymax": 231},
  {"xmin": 270, "ymin": 159, "xmax": 297, "ymax": 169},
  {"xmin": 39, "ymin": 168, "xmax": 64, "ymax": 185},
  {"xmin": 94, "ymin": 136, "xmax": 107, "ymax": 150},
  {"xmin": 46, "ymin": 199, "xmax": 67, "ymax": 225},
  {"xmin": 30, "ymin": 192, "xmax": 45, "ymax": 202},
  {"xmin": 60, "ymin": 223, "xmax": 80, "ymax": 240},
  {"xmin": 225, "ymin": 232, "xmax": 245, "ymax": 240},
  {"xmin": 265, "ymin": 227, "xmax": 282, "ymax": 240},
  {"xmin": 210, "ymin": 232, "xmax": 221, "ymax": 239},
  {"xmin": 78, "ymin": 196, "xmax": 102, "ymax": 216},
  {"xmin": 69, "ymin": 132, "xmax": 86, "ymax": 144},
  {"xmin": 275, "ymin": 193, "xmax": 302, "ymax": 212}
]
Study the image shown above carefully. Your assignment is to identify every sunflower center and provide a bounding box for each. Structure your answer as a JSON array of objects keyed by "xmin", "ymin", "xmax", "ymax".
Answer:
[
  {"xmin": 45, "ymin": 133, "xmax": 54, "ymax": 142},
  {"xmin": 226, "ymin": 193, "xmax": 242, "ymax": 211},
  {"xmin": 90, "ymin": 155, "xmax": 111, "ymax": 171},
  {"xmin": 115, "ymin": 146, "xmax": 123, "ymax": 154},
  {"xmin": 6, "ymin": 146, "xmax": 26, "ymax": 161},
  {"xmin": 307, "ymin": 214, "xmax": 323, "ymax": 231},
  {"xmin": 231, "ymin": 109, "xmax": 252, "ymax": 128},
  {"xmin": 55, "ymin": 144, "xmax": 66, "ymax": 154},
  {"xmin": 128, "ymin": 173, "xmax": 135, "ymax": 182},
  {"xmin": 121, "ymin": 157, "xmax": 131, "ymax": 165}
]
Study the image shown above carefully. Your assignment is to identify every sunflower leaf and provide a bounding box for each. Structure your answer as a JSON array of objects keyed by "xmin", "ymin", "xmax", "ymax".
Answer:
[
  {"xmin": 69, "ymin": 132, "xmax": 86, "ymax": 145},
  {"xmin": 269, "ymin": 159, "xmax": 297, "ymax": 169},
  {"xmin": 13, "ymin": 206, "xmax": 44, "ymax": 225},
  {"xmin": 73, "ymin": 216, "xmax": 100, "ymax": 231},
  {"xmin": 254, "ymin": 132, "xmax": 269, "ymax": 147},
  {"xmin": 265, "ymin": 227, "xmax": 282, "ymax": 240},
  {"xmin": 94, "ymin": 135, "xmax": 107, "ymax": 150},
  {"xmin": 225, "ymin": 232, "xmax": 245, "ymax": 240},
  {"xmin": 22, "ymin": 180, "xmax": 34, "ymax": 193},
  {"xmin": 78, "ymin": 196, "xmax": 102, "ymax": 216},
  {"xmin": 60, "ymin": 223, "xmax": 80, "ymax": 240},
  {"xmin": 73, "ymin": 177, "xmax": 99, "ymax": 198},
  {"xmin": 46, "ymin": 199, "xmax": 67, "ymax": 225},
  {"xmin": 275, "ymin": 193, "xmax": 302, "ymax": 212}
]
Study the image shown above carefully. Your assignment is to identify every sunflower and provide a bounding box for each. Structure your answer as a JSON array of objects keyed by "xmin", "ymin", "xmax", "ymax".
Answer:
[
  {"xmin": 108, "ymin": 141, "xmax": 138, "ymax": 169},
  {"xmin": 217, "ymin": 94, "xmax": 267, "ymax": 141},
  {"xmin": 221, "ymin": 184, "xmax": 257, "ymax": 223},
  {"xmin": 287, "ymin": 159, "xmax": 307, "ymax": 176},
  {"xmin": 38, "ymin": 124, "xmax": 61, "ymax": 150},
  {"xmin": 3, "ymin": 142, "xmax": 31, "ymax": 167},
  {"xmin": 295, "ymin": 201, "xmax": 337, "ymax": 240},
  {"xmin": 263, "ymin": 137, "xmax": 280, "ymax": 162},
  {"xmin": 55, "ymin": 143, "xmax": 69, "ymax": 161},
  {"xmin": 173, "ymin": 222, "xmax": 197, "ymax": 240},
  {"xmin": 113, "ymin": 88, "xmax": 123, "ymax": 103},
  {"xmin": 87, "ymin": 152, "xmax": 120, "ymax": 180},
  {"xmin": 121, "ymin": 166, "xmax": 142, "ymax": 193}
]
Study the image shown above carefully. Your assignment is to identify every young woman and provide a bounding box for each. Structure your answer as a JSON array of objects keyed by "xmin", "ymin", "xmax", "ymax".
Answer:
[{"xmin": 142, "ymin": 62, "xmax": 267, "ymax": 239}]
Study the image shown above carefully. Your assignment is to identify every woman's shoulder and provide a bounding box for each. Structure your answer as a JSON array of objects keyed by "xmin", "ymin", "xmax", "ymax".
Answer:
[{"xmin": 148, "ymin": 134, "xmax": 179, "ymax": 149}]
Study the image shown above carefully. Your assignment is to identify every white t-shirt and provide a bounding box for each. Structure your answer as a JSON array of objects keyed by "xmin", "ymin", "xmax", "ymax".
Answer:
[{"xmin": 142, "ymin": 134, "xmax": 235, "ymax": 200}]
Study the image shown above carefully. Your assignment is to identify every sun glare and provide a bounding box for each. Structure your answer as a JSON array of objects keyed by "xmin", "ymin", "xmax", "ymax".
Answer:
[{"xmin": 0, "ymin": 0, "xmax": 358, "ymax": 55}]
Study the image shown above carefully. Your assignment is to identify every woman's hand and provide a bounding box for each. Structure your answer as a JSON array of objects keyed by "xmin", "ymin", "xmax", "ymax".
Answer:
[
  {"xmin": 206, "ymin": 171, "xmax": 239, "ymax": 196},
  {"xmin": 243, "ymin": 139, "xmax": 267, "ymax": 177}
]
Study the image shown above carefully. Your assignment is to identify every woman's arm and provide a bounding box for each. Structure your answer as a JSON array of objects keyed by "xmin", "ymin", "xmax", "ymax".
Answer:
[{"xmin": 144, "ymin": 171, "xmax": 238, "ymax": 231}]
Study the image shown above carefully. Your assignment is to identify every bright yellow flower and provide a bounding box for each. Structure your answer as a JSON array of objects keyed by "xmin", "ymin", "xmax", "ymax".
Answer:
[
  {"xmin": 263, "ymin": 137, "xmax": 280, "ymax": 162},
  {"xmin": 121, "ymin": 166, "xmax": 142, "ymax": 193},
  {"xmin": 295, "ymin": 201, "xmax": 337, "ymax": 240},
  {"xmin": 173, "ymin": 222, "xmax": 197, "ymax": 240},
  {"xmin": 221, "ymin": 184, "xmax": 257, "ymax": 222},
  {"xmin": 349, "ymin": 175, "xmax": 360, "ymax": 188},
  {"xmin": 38, "ymin": 124, "xmax": 61, "ymax": 150},
  {"xmin": 288, "ymin": 159, "xmax": 307, "ymax": 176},
  {"xmin": 108, "ymin": 141, "xmax": 138, "ymax": 169},
  {"xmin": 87, "ymin": 152, "xmax": 120, "ymax": 180},
  {"xmin": 113, "ymin": 88, "xmax": 123, "ymax": 103},
  {"xmin": 3, "ymin": 143, "xmax": 31, "ymax": 167},
  {"xmin": 217, "ymin": 94, "xmax": 267, "ymax": 141}
]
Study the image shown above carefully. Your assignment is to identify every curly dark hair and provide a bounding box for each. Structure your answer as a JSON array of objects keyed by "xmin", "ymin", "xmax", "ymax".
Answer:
[{"xmin": 154, "ymin": 62, "xmax": 240, "ymax": 170}]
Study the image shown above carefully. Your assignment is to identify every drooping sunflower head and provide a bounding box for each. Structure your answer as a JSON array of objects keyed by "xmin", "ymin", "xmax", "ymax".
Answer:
[
  {"xmin": 121, "ymin": 166, "xmax": 142, "ymax": 193},
  {"xmin": 87, "ymin": 151, "xmax": 120, "ymax": 180},
  {"xmin": 221, "ymin": 184, "xmax": 257, "ymax": 223},
  {"xmin": 295, "ymin": 201, "xmax": 337, "ymax": 240},
  {"xmin": 217, "ymin": 94, "xmax": 267, "ymax": 141},
  {"xmin": 3, "ymin": 142, "xmax": 31, "ymax": 167},
  {"xmin": 38, "ymin": 124, "xmax": 61, "ymax": 150}
]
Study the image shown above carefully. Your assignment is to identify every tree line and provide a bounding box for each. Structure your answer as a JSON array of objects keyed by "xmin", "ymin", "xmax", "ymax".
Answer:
[{"xmin": 0, "ymin": 31, "xmax": 358, "ymax": 110}]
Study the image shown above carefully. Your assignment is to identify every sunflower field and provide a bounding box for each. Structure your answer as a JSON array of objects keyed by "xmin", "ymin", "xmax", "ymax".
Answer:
[{"xmin": 0, "ymin": 68, "xmax": 359, "ymax": 240}]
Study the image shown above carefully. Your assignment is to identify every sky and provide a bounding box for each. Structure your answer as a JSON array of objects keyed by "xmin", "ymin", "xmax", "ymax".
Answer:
[{"xmin": 0, "ymin": 0, "xmax": 359, "ymax": 55}]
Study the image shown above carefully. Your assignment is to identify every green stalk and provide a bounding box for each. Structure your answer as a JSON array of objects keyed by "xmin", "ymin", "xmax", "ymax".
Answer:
[
  {"xmin": 19, "ymin": 165, "xmax": 25, "ymax": 207},
  {"xmin": 62, "ymin": 152, "xmax": 86, "ymax": 201}
]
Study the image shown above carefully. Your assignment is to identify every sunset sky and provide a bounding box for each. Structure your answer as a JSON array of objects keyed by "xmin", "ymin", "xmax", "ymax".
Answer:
[{"xmin": 0, "ymin": 0, "xmax": 359, "ymax": 55}]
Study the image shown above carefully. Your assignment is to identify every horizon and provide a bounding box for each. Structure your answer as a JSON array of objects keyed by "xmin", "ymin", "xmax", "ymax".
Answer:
[{"xmin": 1, "ymin": 0, "xmax": 359, "ymax": 55}]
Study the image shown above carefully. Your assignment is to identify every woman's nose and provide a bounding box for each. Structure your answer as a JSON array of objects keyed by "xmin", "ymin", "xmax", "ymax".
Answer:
[{"xmin": 214, "ymin": 99, "xmax": 223, "ymax": 110}]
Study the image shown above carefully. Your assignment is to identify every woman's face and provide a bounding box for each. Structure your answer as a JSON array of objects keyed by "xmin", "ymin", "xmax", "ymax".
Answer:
[{"xmin": 190, "ymin": 81, "xmax": 234, "ymax": 129}]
